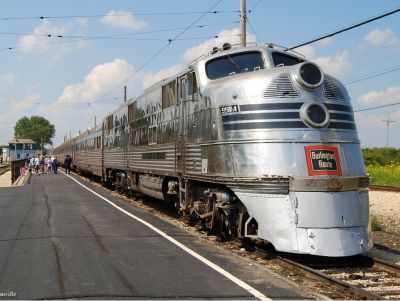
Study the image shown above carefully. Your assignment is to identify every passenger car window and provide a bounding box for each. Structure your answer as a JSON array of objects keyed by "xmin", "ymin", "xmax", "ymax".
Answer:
[{"xmin": 206, "ymin": 51, "xmax": 265, "ymax": 80}]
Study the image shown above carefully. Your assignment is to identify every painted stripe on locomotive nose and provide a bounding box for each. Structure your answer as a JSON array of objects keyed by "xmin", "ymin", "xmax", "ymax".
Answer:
[
  {"xmin": 222, "ymin": 111, "xmax": 300, "ymax": 122},
  {"xmin": 62, "ymin": 172, "xmax": 271, "ymax": 301},
  {"xmin": 221, "ymin": 102, "xmax": 355, "ymax": 131},
  {"xmin": 240, "ymin": 102, "xmax": 303, "ymax": 111},
  {"xmin": 223, "ymin": 121, "xmax": 307, "ymax": 131},
  {"xmin": 329, "ymin": 112, "xmax": 355, "ymax": 122},
  {"xmin": 328, "ymin": 122, "xmax": 357, "ymax": 130},
  {"xmin": 325, "ymin": 103, "xmax": 353, "ymax": 113}
]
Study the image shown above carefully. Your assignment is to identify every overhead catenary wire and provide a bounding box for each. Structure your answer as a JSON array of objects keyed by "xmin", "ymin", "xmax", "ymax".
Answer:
[
  {"xmin": 0, "ymin": 10, "xmax": 237, "ymax": 21},
  {"xmin": 1, "ymin": 34, "xmax": 238, "ymax": 51},
  {"xmin": 0, "ymin": 21, "xmax": 239, "ymax": 39},
  {"xmin": 354, "ymin": 102, "xmax": 400, "ymax": 113},
  {"xmin": 248, "ymin": 0, "xmax": 263, "ymax": 13},
  {"xmin": 68, "ymin": 0, "xmax": 225, "ymax": 131},
  {"xmin": 287, "ymin": 7, "xmax": 400, "ymax": 50},
  {"xmin": 0, "ymin": 21, "xmax": 240, "ymax": 51},
  {"xmin": 244, "ymin": 2, "xmax": 400, "ymax": 85},
  {"xmin": 91, "ymin": 0, "xmax": 225, "ymax": 104},
  {"xmin": 344, "ymin": 65, "xmax": 400, "ymax": 85}
]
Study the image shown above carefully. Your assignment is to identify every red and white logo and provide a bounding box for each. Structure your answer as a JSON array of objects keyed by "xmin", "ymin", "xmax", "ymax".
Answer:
[{"xmin": 304, "ymin": 145, "xmax": 342, "ymax": 176}]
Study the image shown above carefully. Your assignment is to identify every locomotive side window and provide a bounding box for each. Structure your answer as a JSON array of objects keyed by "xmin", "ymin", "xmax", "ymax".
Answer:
[
  {"xmin": 148, "ymin": 125, "xmax": 157, "ymax": 145},
  {"xmin": 162, "ymin": 80, "xmax": 176, "ymax": 109},
  {"xmin": 187, "ymin": 72, "xmax": 198, "ymax": 101},
  {"xmin": 94, "ymin": 136, "xmax": 101, "ymax": 149},
  {"xmin": 272, "ymin": 52, "xmax": 304, "ymax": 67},
  {"xmin": 128, "ymin": 102, "xmax": 136, "ymax": 123},
  {"xmin": 106, "ymin": 114, "xmax": 113, "ymax": 130},
  {"xmin": 205, "ymin": 51, "xmax": 265, "ymax": 80}
]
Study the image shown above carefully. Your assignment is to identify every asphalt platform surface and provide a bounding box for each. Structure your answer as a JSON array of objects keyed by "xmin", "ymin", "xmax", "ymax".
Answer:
[{"xmin": 0, "ymin": 171, "xmax": 311, "ymax": 300}]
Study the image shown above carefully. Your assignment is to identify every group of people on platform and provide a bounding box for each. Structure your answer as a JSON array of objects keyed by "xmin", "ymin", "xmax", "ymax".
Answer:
[{"xmin": 27, "ymin": 154, "xmax": 73, "ymax": 175}]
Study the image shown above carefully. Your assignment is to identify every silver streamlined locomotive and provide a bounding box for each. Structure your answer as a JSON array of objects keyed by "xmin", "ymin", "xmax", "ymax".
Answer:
[{"xmin": 54, "ymin": 43, "xmax": 372, "ymax": 257}]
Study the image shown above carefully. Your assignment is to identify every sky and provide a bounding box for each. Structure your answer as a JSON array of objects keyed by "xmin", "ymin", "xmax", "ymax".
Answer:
[{"xmin": 0, "ymin": 0, "xmax": 399, "ymax": 148}]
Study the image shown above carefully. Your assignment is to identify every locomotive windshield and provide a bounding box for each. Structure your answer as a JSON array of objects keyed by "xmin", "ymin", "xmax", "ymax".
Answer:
[
  {"xmin": 272, "ymin": 52, "xmax": 304, "ymax": 67},
  {"xmin": 206, "ymin": 51, "xmax": 265, "ymax": 80}
]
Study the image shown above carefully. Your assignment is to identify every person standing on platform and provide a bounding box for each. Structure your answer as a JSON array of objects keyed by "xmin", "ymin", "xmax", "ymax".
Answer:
[
  {"xmin": 34, "ymin": 155, "xmax": 40, "ymax": 175},
  {"xmin": 51, "ymin": 156, "xmax": 58, "ymax": 174},
  {"xmin": 64, "ymin": 154, "xmax": 72, "ymax": 174}
]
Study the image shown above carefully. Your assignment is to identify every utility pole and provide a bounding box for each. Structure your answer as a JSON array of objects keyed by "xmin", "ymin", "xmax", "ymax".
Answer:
[
  {"xmin": 240, "ymin": 0, "xmax": 246, "ymax": 47},
  {"xmin": 14, "ymin": 138, "xmax": 17, "ymax": 160},
  {"xmin": 382, "ymin": 112, "xmax": 396, "ymax": 147}
]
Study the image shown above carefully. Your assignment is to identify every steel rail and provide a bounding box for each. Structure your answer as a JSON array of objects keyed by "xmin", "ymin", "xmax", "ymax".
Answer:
[
  {"xmin": 276, "ymin": 256, "xmax": 382, "ymax": 300},
  {"xmin": 275, "ymin": 255, "xmax": 400, "ymax": 300},
  {"xmin": 369, "ymin": 185, "xmax": 400, "ymax": 192}
]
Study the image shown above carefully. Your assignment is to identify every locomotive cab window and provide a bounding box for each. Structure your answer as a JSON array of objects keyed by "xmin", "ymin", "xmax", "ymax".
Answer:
[
  {"xmin": 205, "ymin": 51, "xmax": 265, "ymax": 80},
  {"xmin": 272, "ymin": 52, "xmax": 304, "ymax": 67}
]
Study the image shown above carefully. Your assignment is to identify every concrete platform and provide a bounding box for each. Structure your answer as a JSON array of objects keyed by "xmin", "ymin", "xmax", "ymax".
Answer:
[
  {"xmin": 0, "ymin": 172, "xmax": 313, "ymax": 300},
  {"xmin": 0, "ymin": 170, "xmax": 12, "ymax": 187},
  {"xmin": 0, "ymin": 170, "xmax": 30, "ymax": 188}
]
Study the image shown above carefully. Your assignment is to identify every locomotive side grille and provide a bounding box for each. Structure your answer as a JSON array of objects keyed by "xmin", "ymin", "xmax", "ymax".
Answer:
[
  {"xmin": 222, "ymin": 102, "xmax": 357, "ymax": 131},
  {"xmin": 324, "ymin": 78, "xmax": 344, "ymax": 101},
  {"xmin": 262, "ymin": 74, "xmax": 300, "ymax": 98}
]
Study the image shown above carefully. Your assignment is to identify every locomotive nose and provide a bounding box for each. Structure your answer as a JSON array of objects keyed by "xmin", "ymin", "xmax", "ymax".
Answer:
[{"xmin": 294, "ymin": 62, "xmax": 324, "ymax": 89}]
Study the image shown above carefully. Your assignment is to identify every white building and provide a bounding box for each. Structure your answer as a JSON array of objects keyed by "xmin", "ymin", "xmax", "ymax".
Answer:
[{"xmin": 8, "ymin": 139, "xmax": 37, "ymax": 160}]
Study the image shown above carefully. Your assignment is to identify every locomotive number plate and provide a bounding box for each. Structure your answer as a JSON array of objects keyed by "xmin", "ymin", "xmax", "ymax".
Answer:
[
  {"xmin": 304, "ymin": 145, "xmax": 342, "ymax": 176},
  {"xmin": 220, "ymin": 105, "xmax": 239, "ymax": 114}
]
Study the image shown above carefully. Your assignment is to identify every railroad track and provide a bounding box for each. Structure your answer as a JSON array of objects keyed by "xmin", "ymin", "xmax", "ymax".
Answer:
[
  {"xmin": 274, "ymin": 254, "xmax": 400, "ymax": 300},
  {"xmin": 369, "ymin": 185, "xmax": 400, "ymax": 192}
]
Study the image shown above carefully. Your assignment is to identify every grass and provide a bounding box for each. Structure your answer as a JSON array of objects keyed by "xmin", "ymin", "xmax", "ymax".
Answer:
[
  {"xmin": 366, "ymin": 163, "xmax": 400, "ymax": 187},
  {"xmin": 370, "ymin": 216, "xmax": 383, "ymax": 232}
]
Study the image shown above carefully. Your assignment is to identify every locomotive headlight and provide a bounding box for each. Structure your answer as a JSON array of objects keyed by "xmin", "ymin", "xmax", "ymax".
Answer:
[
  {"xmin": 294, "ymin": 62, "xmax": 324, "ymax": 89},
  {"xmin": 300, "ymin": 102, "xmax": 330, "ymax": 128}
]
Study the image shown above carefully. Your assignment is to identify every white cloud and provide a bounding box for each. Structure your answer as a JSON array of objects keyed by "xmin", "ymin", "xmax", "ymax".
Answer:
[
  {"xmin": 0, "ymin": 73, "xmax": 15, "ymax": 88},
  {"xmin": 358, "ymin": 85, "xmax": 400, "ymax": 105},
  {"xmin": 313, "ymin": 51, "xmax": 351, "ymax": 77},
  {"xmin": 57, "ymin": 58, "xmax": 134, "ymax": 104},
  {"xmin": 9, "ymin": 94, "xmax": 40, "ymax": 112},
  {"xmin": 183, "ymin": 28, "xmax": 256, "ymax": 62},
  {"xmin": 17, "ymin": 19, "xmax": 89, "ymax": 66},
  {"xmin": 139, "ymin": 64, "xmax": 184, "ymax": 90},
  {"xmin": 18, "ymin": 20, "xmax": 87, "ymax": 55},
  {"xmin": 297, "ymin": 45, "xmax": 351, "ymax": 77},
  {"xmin": 139, "ymin": 29, "xmax": 257, "ymax": 90},
  {"xmin": 365, "ymin": 28, "xmax": 398, "ymax": 46},
  {"xmin": 296, "ymin": 45, "xmax": 316, "ymax": 59},
  {"xmin": 355, "ymin": 109, "xmax": 400, "ymax": 148},
  {"xmin": 0, "ymin": 93, "xmax": 42, "ymax": 143},
  {"xmin": 316, "ymin": 37, "xmax": 333, "ymax": 47},
  {"xmin": 100, "ymin": 10, "xmax": 148, "ymax": 31}
]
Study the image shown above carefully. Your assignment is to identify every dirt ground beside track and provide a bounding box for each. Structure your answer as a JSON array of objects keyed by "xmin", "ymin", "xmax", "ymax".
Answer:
[{"xmin": 369, "ymin": 190, "xmax": 400, "ymax": 252}]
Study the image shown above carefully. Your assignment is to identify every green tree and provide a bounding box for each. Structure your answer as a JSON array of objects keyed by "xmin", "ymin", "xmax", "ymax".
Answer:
[{"xmin": 14, "ymin": 116, "xmax": 55, "ymax": 149}]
